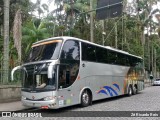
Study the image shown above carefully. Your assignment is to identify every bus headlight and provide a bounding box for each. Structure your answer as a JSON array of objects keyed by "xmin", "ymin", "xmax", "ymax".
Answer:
[
  {"xmin": 21, "ymin": 96, "xmax": 26, "ymax": 100},
  {"xmin": 43, "ymin": 96, "xmax": 54, "ymax": 101}
]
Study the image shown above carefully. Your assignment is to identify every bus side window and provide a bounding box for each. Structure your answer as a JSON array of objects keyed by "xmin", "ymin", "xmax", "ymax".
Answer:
[
  {"xmin": 131, "ymin": 57, "xmax": 138, "ymax": 67},
  {"xmin": 82, "ymin": 43, "xmax": 96, "ymax": 62},
  {"xmin": 96, "ymin": 47, "xmax": 108, "ymax": 63},
  {"xmin": 60, "ymin": 40, "xmax": 80, "ymax": 60},
  {"xmin": 116, "ymin": 53, "xmax": 126, "ymax": 66},
  {"xmin": 108, "ymin": 50, "xmax": 117, "ymax": 64},
  {"xmin": 126, "ymin": 55, "xmax": 132, "ymax": 66}
]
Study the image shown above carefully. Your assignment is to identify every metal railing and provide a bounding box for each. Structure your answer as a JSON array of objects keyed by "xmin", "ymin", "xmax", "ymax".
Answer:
[
  {"xmin": 0, "ymin": 59, "xmax": 22, "ymax": 85},
  {"xmin": 0, "ymin": 69, "xmax": 21, "ymax": 85},
  {"xmin": 0, "ymin": 69, "xmax": 3, "ymax": 84}
]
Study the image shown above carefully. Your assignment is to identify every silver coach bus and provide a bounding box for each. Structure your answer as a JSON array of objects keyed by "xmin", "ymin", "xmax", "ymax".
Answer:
[{"xmin": 11, "ymin": 36, "xmax": 144, "ymax": 109}]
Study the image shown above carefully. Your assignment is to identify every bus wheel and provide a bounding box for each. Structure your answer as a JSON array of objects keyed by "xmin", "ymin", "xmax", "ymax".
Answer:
[
  {"xmin": 127, "ymin": 85, "xmax": 133, "ymax": 96},
  {"xmin": 81, "ymin": 90, "xmax": 91, "ymax": 107},
  {"xmin": 133, "ymin": 85, "xmax": 138, "ymax": 95}
]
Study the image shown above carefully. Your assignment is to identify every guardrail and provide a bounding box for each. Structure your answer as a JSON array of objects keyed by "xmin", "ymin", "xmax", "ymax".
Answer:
[{"xmin": 0, "ymin": 69, "xmax": 21, "ymax": 85}]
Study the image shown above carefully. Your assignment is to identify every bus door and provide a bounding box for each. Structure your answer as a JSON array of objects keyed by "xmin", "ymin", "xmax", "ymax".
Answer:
[
  {"xmin": 57, "ymin": 40, "xmax": 80, "ymax": 107},
  {"xmin": 57, "ymin": 64, "xmax": 72, "ymax": 107}
]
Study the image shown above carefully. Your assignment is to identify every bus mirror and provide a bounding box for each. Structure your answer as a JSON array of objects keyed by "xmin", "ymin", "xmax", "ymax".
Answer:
[
  {"xmin": 48, "ymin": 65, "xmax": 54, "ymax": 79},
  {"xmin": 48, "ymin": 61, "xmax": 58, "ymax": 79},
  {"xmin": 11, "ymin": 66, "xmax": 22, "ymax": 81}
]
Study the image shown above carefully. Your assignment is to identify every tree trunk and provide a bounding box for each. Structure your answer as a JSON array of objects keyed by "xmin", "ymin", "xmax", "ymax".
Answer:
[
  {"xmin": 115, "ymin": 22, "xmax": 118, "ymax": 49},
  {"xmin": 13, "ymin": 9, "xmax": 22, "ymax": 63},
  {"xmin": 90, "ymin": 0, "xmax": 94, "ymax": 42},
  {"xmin": 2, "ymin": 0, "xmax": 10, "ymax": 83}
]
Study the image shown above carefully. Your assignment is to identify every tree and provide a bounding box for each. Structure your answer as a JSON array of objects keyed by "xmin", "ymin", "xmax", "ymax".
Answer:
[
  {"xmin": 13, "ymin": 9, "xmax": 22, "ymax": 63},
  {"xmin": 63, "ymin": 0, "xmax": 90, "ymax": 28},
  {"xmin": 2, "ymin": 0, "xmax": 10, "ymax": 83},
  {"xmin": 22, "ymin": 20, "xmax": 50, "ymax": 60},
  {"xmin": 155, "ymin": 14, "xmax": 160, "ymax": 38},
  {"xmin": 53, "ymin": 0, "xmax": 92, "ymax": 36}
]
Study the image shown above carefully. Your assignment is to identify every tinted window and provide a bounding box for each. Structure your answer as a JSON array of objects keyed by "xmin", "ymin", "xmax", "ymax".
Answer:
[
  {"xmin": 116, "ymin": 53, "xmax": 126, "ymax": 65},
  {"xmin": 81, "ymin": 42, "xmax": 141, "ymax": 67},
  {"xmin": 126, "ymin": 55, "xmax": 131, "ymax": 66},
  {"xmin": 82, "ymin": 43, "xmax": 96, "ymax": 62},
  {"xmin": 60, "ymin": 40, "xmax": 80, "ymax": 60},
  {"xmin": 126, "ymin": 56, "xmax": 141, "ymax": 67},
  {"xmin": 58, "ymin": 62, "xmax": 79, "ymax": 88},
  {"xmin": 26, "ymin": 41, "xmax": 62, "ymax": 62},
  {"xmin": 96, "ymin": 47, "xmax": 108, "ymax": 63},
  {"xmin": 132, "ymin": 57, "xmax": 142, "ymax": 67},
  {"xmin": 108, "ymin": 50, "xmax": 117, "ymax": 64},
  {"xmin": 41, "ymin": 44, "xmax": 56, "ymax": 60},
  {"xmin": 59, "ymin": 40, "xmax": 80, "ymax": 89},
  {"xmin": 156, "ymin": 79, "xmax": 160, "ymax": 81}
]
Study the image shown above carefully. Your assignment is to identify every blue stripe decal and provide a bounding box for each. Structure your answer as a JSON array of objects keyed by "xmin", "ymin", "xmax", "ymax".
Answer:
[
  {"xmin": 103, "ymin": 86, "xmax": 113, "ymax": 96},
  {"xmin": 113, "ymin": 83, "xmax": 120, "ymax": 91},
  {"xmin": 107, "ymin": 87, "xmax": 118, "ymax": 96},
  {"xmin": 103, "ymin": 86, "xmax": 118, "ymax": 96},
  {"xmin": 97, "ymin": 84, "xmax": 120, "ymax": 96},
  {"xmin": 98, "ymin": 90, "xmax": 108, "ymax": 95}
]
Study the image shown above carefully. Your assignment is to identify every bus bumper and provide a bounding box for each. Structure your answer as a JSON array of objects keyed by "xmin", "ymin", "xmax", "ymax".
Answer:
[{"xmin": 22, "ymin": 99, "xmax": 58, "ymax": 109}]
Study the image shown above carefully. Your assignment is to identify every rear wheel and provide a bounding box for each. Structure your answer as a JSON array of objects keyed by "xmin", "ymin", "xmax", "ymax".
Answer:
[
  {"xmin": 127, "ymin": 85, "xmax": 133, "ymax": 96},
  {"xmin": 133, "ymin": 85, "xmax": 138, "ymax": 95},
  {"xmin": 81, "ymin": 90, "xmax": 91, "ymax": 107}
]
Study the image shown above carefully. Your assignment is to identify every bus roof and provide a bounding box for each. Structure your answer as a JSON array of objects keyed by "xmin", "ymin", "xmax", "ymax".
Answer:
[{"xmin": 32, "ymin": 36, "xmax": 142, "ymax": 59}]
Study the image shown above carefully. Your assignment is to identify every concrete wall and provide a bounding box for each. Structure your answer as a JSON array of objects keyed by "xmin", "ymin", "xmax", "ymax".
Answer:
[{"xmin": 0, "ymin": 85, "xmax": 21, "ymax": 103}]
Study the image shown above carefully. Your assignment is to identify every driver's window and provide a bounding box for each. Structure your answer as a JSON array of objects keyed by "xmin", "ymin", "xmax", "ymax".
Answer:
[{"xmin": 58, "ymin": 65, "xmax": 70, "ymax": 88}]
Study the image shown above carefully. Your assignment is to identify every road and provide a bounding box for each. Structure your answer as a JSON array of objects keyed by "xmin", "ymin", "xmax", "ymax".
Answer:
[{"xmin": 20, "ymin": 86, "xmax": 160, "ymax": 119}]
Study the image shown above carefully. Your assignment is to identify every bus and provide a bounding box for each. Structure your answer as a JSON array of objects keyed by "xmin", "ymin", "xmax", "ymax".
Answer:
[{"xmin": 11, "ymin": 36, "xmax": 144, "ymax": 109}]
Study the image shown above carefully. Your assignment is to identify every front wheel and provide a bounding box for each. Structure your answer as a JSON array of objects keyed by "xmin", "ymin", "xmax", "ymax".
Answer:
[
  {"xmin": 81, "ymin": 90, "xmax": 91, "ymax": 107},
  {"xmin": 133, "ymin": 85, "xmax": 138, "ymax": 95}
]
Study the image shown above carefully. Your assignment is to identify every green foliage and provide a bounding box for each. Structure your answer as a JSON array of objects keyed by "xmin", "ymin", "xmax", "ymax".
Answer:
[
  {"xmin": 1, "ymin": 0, "xmax": 160, "ymax": 83},
  {"xmin": 22, "ymin": 19, "xmax": 50, "ymax": 61},
  {"xmin": 0, "ymin": 36, "xmax": 3, "ymax": 60}
]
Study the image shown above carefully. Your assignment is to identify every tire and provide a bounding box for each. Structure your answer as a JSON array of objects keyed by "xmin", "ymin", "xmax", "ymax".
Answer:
[
  {"xmin": 127, "ymin": 85, "xmax": 133, "ymax": 96},
  {"xmin": 81, "ymin": 90, "xmax": 91, "ymax": 107},
  {"xmin": 133, "ymin": 85, "xmax": 138, "ymax": 95}
]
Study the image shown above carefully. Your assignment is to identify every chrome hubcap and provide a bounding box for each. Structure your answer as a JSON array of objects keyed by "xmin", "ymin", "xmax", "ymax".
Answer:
[{"xmin": 82, "ymin": 92, "xmax": 89, "ymax": 104}]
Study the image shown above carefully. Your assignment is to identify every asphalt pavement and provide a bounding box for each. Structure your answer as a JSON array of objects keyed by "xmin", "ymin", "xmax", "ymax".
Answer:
[{"xmin": 1, "ymin": 84, "xmax": 160, "ymax": 119}]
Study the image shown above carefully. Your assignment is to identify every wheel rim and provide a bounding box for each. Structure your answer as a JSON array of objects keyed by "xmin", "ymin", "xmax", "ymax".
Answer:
[{"xmin": 82, "ymin": 92, "xmax": 89, "ymax": 104}]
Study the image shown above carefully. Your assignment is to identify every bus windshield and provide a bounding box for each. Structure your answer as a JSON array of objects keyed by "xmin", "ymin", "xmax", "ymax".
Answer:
[
  {"xmin": 26, "ymin": 40, "xmax": 62, "ymax": 62},
  {"xmin": 21, "ymin": 64, "xmax": 57, "ymax": 91}
]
